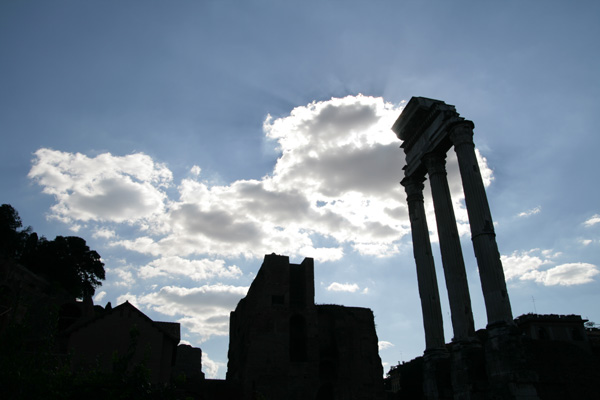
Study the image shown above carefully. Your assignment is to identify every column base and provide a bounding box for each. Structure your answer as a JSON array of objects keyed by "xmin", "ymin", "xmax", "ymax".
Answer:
[
  {"xmin": 450, "ymin": 339, "xmax": 487, "ymax": 400},
  {"xmin": 423, "ymin": 347, "xmax": 451, "ymax": 400},
  {"xmin": 484, "ymin": 323, "xmax": 539, "ymax": 400}
]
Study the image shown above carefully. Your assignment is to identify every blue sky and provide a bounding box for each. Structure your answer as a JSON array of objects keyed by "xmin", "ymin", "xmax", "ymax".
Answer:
[{"xmin": 2, "ymin": 1, "xmax": 600, "ymax": 378}]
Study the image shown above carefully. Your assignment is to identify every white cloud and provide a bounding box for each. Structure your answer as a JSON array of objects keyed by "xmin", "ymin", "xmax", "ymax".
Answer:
[
  {"xmin": 93, "ymin": 290, "xmax": 107, "ymax": 303},
  {"xmin": 584, "ymin": 214, "xmax": 600, "ymax": 227},
  {"xmin": 580, "ymin": 239, "xmax": 593, "ymax": 246},
  {"xmin": 28, "ymin": 149, "xmax": 171, "ymax": 226},
  {"xmin": 190, "ymin": 165, "xmax": 202, "ymax": 177},
  {"xmin": 136, "ymin": 284, "xmax": 248, "ymax": 341},
  {"xmin": 522, "ymin": 263, "xmax": 599, "ymax": 286},
  {"xmin": 475, "ymin": 149, "xmax": 494, "ymax": 188},
  {"xmin": 29, "ymin": 95, "xmax": 496, "ymax": 280},
  {"xmin": 108, "ymin": 266, "xmax": 136, "ymax": 287},
  {"xmin": 327, "ymin": 282, "xmax": 360, "ymax": 292},
  {"xmin": 93, "ymin": 228, "xmax": 116, "ymax": 239},
  {"xmin": 116, "ymin": 292, "xmax": 139, "ymax": 308},
  {"xmin": 501, "ymin": 250, "xmax": 549, "ymax": 281},
  {"xmin": 378, "ymin": 341, "xmax": 394, "ymax": 351},
  {"xmin": 138, "ymin": 256, "xmax": 242, "ymax": 281},
  {"xmin": 502, "ymin": 249, "xmax": 599, "ymax": 286},
  {"xmin": 202, "ymin": 352, "xmax": 225, "ymax": 379},
  {"xmin": 518, "ymin": 206, "xmax": 541, "ymax": 218}
]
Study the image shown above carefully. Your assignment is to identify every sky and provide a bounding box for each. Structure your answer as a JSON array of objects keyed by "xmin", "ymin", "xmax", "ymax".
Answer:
[{"xmin": 2, "ymin": 1, "xmax": 600, "ymax": 379}]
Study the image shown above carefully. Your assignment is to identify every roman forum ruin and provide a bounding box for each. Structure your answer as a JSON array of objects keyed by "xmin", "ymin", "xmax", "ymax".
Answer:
[{"xmin": 393, "ymin": 97, "xmax": 538, "ymax": 400}]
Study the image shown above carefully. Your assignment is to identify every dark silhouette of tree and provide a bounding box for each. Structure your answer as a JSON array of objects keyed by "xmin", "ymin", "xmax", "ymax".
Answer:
[
  {"xmin": 0, "ymin": 204, "xmax": 30, "ymax": 259},
  {"xmin": 0, "ymin": 204, "xmax": 105, "ymax": 299},
  {"xmin": 37, "ymin": 236, "xmax": 105, "ymax": 298}
]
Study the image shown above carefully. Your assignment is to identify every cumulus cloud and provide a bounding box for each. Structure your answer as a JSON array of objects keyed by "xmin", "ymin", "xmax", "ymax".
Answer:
[
  {"xmin": 501, "ymin": 250, "xmax": 550, "ymax": 281},
  {"xmin": 138, "ymin": 256, "xmax": 242, "ymax": 281},
  {"xmin": 29, "ymin": 95, "xmax": 495, "ymax": 276},
  {"xmin": 28, "ymin": 149, "xmax": 171, "ymax": 226},
  {"xmin": 107, "ymin": 265, "xmax": 136, "ymax": 287},
  {"xmin": 584, "ymin": 214, "xmax": 600, "ymax": 227},
  {"xmin": 136, "ymin": 284, "xmax": 248, "ymax": 341},
  {"xmin": 521, "ymin": 263, "xmax": 599, "ymax": 286},
  {"xmin": 502, "ymin": 249, "xmax": 599, "ymax": 286}
]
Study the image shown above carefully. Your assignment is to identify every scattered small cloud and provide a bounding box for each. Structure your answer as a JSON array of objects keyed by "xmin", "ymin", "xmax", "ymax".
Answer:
[
  {"xmin": 541, "ymin": 249, "xmax": 562, "ymax": 259},
  {"xmin": 378, "ymin": 341, "xmax": 394, "ymax": 351},
  {"xmin": 580, "ymin": 239, "xmax": 593, "ymax": 246},
  {"xmin": 584, "ymin": 214, "xmax": 600, "ymax": 227},
  {"xmin": 518, "ymin": 206, "xmax": 541, "ymax": 218},
  {"xmin": 93, "ymin": 290, "xmax": 107, "ymax": 303},
  {"xmin": 190, "ymin": 165, "xmax": 202, "ymax": 177},
  {"xmin": 327, "ymin": 282, "xmax": 360, "ymax": 293},
  {"xmin": 93, "ymin": 228, "xmax": 116, "ymax": 239}
]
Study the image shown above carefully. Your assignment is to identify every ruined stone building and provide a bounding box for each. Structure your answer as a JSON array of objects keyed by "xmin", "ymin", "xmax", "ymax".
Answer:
[
  {"xmin": 226, "ymin": 254, "xmax": 385, "ymax": 400},
  {"xmin": 393, "ymin": 97, "xmax": 538, "ymax": 399},
  {"xmin": 387, "ymin": 313, "xmax": 600, "ymax": 400},
  {"xmin": 66, "ymin": 300, "xmax": 181, "ymax": 384},
  {"xmin": 391, "ymin": 97, "xmax": 600, "ymax": 399}
]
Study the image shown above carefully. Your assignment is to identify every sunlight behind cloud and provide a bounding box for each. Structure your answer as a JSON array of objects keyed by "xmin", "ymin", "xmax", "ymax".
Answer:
[{"xmin": 27, "ymin": 95, "xmax": 504, "ymax": 344}]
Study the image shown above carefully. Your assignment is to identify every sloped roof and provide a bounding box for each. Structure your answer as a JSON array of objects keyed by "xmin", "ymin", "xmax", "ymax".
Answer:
[{"xmin": 65, "ymin": 300, "xmax": 180, "ymax": 343}]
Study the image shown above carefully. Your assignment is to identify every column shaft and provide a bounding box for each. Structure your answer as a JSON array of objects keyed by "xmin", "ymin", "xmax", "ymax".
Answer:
[
  {"xmin": 424, "ymin": 152, "xmax": 475, "ymax": 341},
  {"xmin": 402, "ymin": 175, "xmax": 446, "ymax": 350},
  {"xmin": 450, "ymin": 121, "xmax": 513, "ymax": 326}
]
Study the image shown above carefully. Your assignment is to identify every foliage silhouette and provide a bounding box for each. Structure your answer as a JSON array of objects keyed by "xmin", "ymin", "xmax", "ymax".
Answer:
[
  {"xmin": 0, "ymin": 204, "xmax": 105, "ymax": 298},
  {"xmin": 0, "ymin": 204, "xmax": 30, "ymax": 260}
]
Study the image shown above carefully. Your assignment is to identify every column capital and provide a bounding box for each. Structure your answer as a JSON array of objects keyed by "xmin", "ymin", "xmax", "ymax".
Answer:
[
  {"xmin": 423, "ymin": 152, "xmax": 447, "ymax": 177},
  {"xmin": 449, "ymin": 120, "xmax": 475, "ymax": 147},
  {"xmin": 401, "ymin": 174, "xmax": 426, "ymax": 199}
]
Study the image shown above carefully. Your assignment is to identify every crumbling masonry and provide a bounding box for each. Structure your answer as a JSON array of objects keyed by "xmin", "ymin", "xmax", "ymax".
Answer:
[{"xmin": 227, "ymin": 254, "xmax": 385, "ymax": 400}]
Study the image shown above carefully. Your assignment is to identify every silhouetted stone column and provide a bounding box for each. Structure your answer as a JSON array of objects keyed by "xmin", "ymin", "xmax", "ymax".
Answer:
[
  {"xmin": 450, "ymin": 121, "xmax": 513, "ymax": 327},
  {"xmin": 401, "ymin": 175, "xmax": 446, "ymax": 351},
  {"xmin": 424, "ymin": 152, "xmax": 475, "ymax": 342}
]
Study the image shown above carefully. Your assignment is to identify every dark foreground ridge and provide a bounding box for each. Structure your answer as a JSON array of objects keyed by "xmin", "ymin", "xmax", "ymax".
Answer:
[
  {"xmin": 3, "ymin": 96, "xmax": 600, "ymax": 399},
  {"xmin": 2, "ymin": 251, "xmax": 600, "ymax": 399}
]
